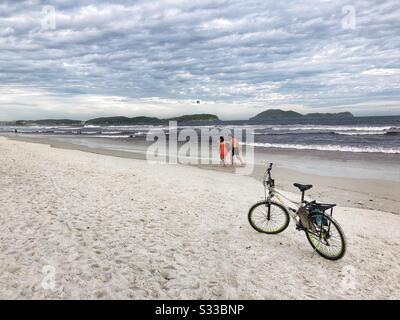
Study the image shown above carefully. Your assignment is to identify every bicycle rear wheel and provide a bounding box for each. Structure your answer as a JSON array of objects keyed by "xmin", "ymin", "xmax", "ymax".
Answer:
[
  {"xmin": 305, "ymin": 213, "xmax": 346, "ymax": 260},
  {"xmin": 248, "ymin": 201, "xmax": 290, "ymax": 234}
]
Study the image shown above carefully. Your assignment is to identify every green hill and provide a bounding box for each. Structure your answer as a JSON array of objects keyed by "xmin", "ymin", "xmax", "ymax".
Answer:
[
  {"xmin": 304, "ymin": 112, "xmax": 354, "ymax": 119},
  {"xmin": 85, "ymin": 114, "xmax": 219, "ymax": 125},
  {"xmin": 250, "ymin": 109, "xmax": 302, "ymax": 121},
  {"xmin": 85, "ymin": 116, "xmax": 160, "ymax": 125},
  {"xmin": 250, "ymin": 109, "xmax": 354, "ymax": 121},
  {"xmin": 15, "ymin": 119, "xmax": 82, "ymax": 126},
  {"xmin": 167, "ymin": 114, "xmax": 219, "ymax": 121}
]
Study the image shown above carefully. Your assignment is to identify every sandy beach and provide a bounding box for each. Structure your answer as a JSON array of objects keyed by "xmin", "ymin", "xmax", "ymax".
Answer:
[
  {"xmin": 0, "ymin": 136, "xmax": 399, "ymax": 299},
  {"xmin": 8, "ymin": 134, "xmax": 400, "ymax": 213}
]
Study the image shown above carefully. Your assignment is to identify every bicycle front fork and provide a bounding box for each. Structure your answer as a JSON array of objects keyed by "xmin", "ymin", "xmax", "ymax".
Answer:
[{"xmin": 266, "ymin": 195, "xmax": 272, "ymax": 220}]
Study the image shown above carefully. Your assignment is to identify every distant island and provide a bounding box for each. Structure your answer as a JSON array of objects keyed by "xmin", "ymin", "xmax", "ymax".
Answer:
[
  {"xmin": 85, "ymin": 114, "xmax": 219, "ymax": 125},
  {"xmin": 2, "ymin": 110, "xmax": 356, "ymax": 126},
  {"xmin": 6, "ymin": 114, "xmax": 220, "ymax": 126},
  {"xmin": 167, "ymin": 114, "xmax": 218, "ymax": 122},
  {"xmin": 249, "ymin": 109, "xmax": 354, "ymax": 122},
  {"xmin": 85, "ymin": 116, "xmax": 161, "ymax": 126},
  {"xmin": 14, "ymin": 119, "xmax": 83, "ymax": 126}
]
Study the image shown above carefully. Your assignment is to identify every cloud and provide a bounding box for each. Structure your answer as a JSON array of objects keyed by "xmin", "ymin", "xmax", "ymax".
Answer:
[
  {"xmin": 0, "ymin": 0, "xmax": 399, "ymax": 120},
  {"xmin": 362, "ymin": 68, "xmax": 400, "ymax": 76},
  {"xmin": 1, "ymin": 85, "xmax": 291, "ymax": 120}
]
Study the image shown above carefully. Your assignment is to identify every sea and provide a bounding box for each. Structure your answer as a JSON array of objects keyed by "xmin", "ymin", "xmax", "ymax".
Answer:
[{"xmin": 1, "ymin": 116, "xmax": 400, "ymax": 154}]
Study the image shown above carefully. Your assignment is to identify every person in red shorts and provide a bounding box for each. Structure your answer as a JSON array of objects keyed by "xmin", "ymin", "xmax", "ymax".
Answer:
[{"xmin": 219, "ymin": 136, "xmax": 227, "ymax": 166}]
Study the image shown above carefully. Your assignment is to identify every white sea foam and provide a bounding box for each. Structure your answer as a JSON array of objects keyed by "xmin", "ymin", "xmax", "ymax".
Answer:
[
  {"xmin": 89, "ymin": 135, "xmax": 132, "ymax": 138},
  {"xmin": 272, "ymin": 125, "xmax": 393, "ymax": 132},
  {"xmin": 334, "ymin": 131, "xmax": 387, "ymax": 136},
  {"xmin": 246, "ymin": 142, "xmax": 400, "ymax": 154}
]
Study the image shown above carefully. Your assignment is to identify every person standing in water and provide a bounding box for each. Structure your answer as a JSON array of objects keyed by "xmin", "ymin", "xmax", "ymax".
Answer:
[
  {"xmin": 219, "ymin": 136, "xmax": 227, "ymax": 166},
  {"xmin": 230, "ymin": 133, "xmax": 244, "ymax": 166}
]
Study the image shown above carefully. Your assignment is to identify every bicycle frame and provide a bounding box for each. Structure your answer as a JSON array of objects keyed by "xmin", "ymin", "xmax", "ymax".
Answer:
[
  {"xmin": 265, "ymin": 184, "xmax": 303, "ymax": 224},
  {"xmin": 262, "ymin": 164, "xmax": 306, "ymax": 225}
]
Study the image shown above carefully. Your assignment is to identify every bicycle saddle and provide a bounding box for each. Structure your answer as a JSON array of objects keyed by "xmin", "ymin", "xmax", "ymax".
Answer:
[
  {"xmin": 293, "ymin": 183, "xmax": 313, "ymax": 192},
  {"xmin": 315, "ymin": 203, "xmax": 336, "ymax": 210}
]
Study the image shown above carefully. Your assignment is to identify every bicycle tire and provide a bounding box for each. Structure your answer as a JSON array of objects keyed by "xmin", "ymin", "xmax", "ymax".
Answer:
[
  {"xmin": 305, "ymin": 213, "xmax": 346, "ymax": 260},
  {"xmin": 248, "ymin": 200, "xmax": 290, "ymax": 234}
]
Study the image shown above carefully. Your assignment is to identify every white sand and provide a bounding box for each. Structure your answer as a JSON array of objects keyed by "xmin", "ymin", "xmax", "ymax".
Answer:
[{"xmin": 0, "ymin": 137, "xmax": 399, "ymax": 299}]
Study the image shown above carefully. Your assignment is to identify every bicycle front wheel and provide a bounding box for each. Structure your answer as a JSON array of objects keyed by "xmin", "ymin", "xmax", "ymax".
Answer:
[
  {"xmin": 248, "ymin": 201, "xmax": 290, "ymax": 234},
  {"xmin": 306, "ymin": 213, "xmax": 346, "ymax": 260}
]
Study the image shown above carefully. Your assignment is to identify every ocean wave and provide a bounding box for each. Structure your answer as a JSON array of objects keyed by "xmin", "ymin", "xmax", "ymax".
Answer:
[
  {"xmin": 133, "ymin": 131, "xmax": 148, "ymax": 136},
  {"xmin": 254, "ymin": 125, "xmax": 400, "ymax": 136},
  {"xmin": 101, "ymin": 131, "xmax": 122, "ymax": 134},
  {"xmin": 246, "ymin": 142, "xmax": 400, "ymax": 154},
  {"xmin": 88, "ymin": 135, "xmax": 132, "ymax": 138},
  {"xmin": 333, "ymin": 131, "xmax": 387, "ymax": 136},
  {"xmin": 386, "ymin": 131, "xmax": 400, "ymax": 136},
  {"xmin": 273, "ymin": 125, "xmax": 393, "ymax": 132},
  {"xmin": 252, "ymin": 130, "xmax": 334, "ymax": 136},
  {"xmin": 17, "ymin": 130, "xmax": 55, "ymax": 134},
  {"xmin": 253, "ymin": 130, "xmax": 391, "ymax": 136}
]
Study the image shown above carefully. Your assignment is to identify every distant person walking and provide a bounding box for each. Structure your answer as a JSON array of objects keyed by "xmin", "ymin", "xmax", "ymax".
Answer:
[
  {"xmin": 14, "ymin": 128, "xmax": 18, "ymax": 135},
  {"xmin": 230, "ymin": 133, "xmax": 244, "ymax": 166},
  {"xmin": 219, "ymin": 136, "xmax": 227, "ymax": 166}
]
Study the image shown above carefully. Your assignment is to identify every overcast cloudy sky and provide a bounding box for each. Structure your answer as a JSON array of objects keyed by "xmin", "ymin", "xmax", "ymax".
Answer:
[{"xmin": 0, "ymin": 0, "xmax": 399, "ymax": 120}]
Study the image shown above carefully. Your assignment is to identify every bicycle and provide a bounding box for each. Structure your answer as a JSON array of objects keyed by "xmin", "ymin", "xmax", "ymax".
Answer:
[{"xmin": 248, "ymin": 163, "xmax": 346, "ymax": 260}]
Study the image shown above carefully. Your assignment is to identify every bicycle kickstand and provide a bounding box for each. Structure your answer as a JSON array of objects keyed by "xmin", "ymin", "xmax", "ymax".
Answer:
[{"xmin": 311, "ymin": 243, "xmax": 321, "ymax": 258}]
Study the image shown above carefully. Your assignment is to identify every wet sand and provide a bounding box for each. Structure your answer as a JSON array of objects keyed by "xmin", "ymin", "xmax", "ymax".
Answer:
[{"xmin": 5, "ymin": 134, "xmax": 400, "ymax": 214}]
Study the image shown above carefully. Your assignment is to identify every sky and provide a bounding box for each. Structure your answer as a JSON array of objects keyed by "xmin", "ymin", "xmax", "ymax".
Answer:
[{"xmin": 0, "ymin": 0, "xmax": 399, "ymax": 121}]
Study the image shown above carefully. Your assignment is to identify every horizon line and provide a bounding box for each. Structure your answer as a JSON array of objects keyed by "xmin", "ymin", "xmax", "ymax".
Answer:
[{"xmin": 1, "ymin": 113, "xmax": 400, "ymax": 123}]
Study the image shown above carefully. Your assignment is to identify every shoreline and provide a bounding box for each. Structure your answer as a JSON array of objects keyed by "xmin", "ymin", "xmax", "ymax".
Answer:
[
  {"xmin": 4, "ymin": 133, "xmax": 400, "ymax": 181},
  {"xmin": 4, "ymin": 134, "xmax": 400, "ymax": 214}
]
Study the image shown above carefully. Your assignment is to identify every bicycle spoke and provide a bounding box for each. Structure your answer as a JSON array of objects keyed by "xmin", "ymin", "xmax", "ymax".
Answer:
[
  {"xmin": 307, "ymin": 217, "xmax": 344, "ymax": 259},
  {"xmin": 250, "ymin": 202, "xmax": 288, "ymax": 233}
]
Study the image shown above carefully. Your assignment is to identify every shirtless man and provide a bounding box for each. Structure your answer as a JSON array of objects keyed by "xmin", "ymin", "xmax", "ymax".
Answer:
[{"xmin": 230, "ymin": 133, "xmax": 244, "ymax": 166}]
